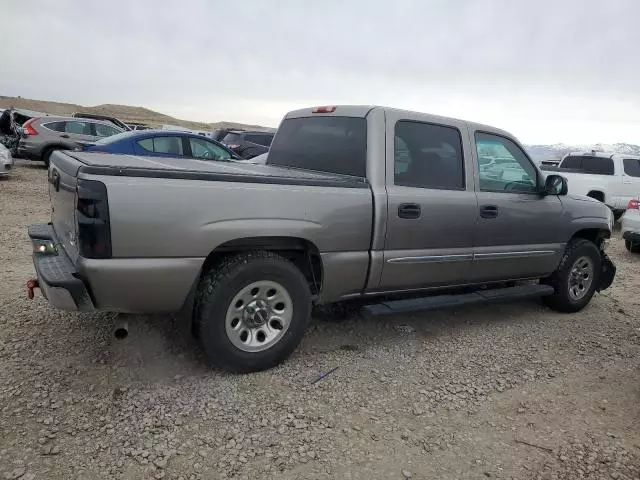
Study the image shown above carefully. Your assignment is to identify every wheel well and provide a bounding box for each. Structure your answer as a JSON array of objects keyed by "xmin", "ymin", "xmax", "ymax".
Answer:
[
  {"xmin": 41, "ymin": 145, "xmax": 69, "ymax": 160},
  {"xmin": 200, "ymin": 237, "xmax": 323, "ymax": 295},
  {"xmin": 586, "ymin": 190, "xmax": 605, "ymax": 202},
  {"xmin": 570, "ymin": 228, "xmax": 609, "ymax": 245}
]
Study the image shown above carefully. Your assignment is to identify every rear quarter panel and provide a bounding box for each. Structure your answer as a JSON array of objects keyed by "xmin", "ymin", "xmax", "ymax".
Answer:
[{"xmin": 83, "ymin": 174, "xmax": 374, "ymax": 306}]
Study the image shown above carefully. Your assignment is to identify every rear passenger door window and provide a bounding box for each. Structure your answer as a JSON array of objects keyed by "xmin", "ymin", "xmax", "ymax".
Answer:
[
  {"xmin": 136, "ymin": 136, "xmax": 185, "ymax": 156},
  {"xmin": 475, "ymin": 133, "xmax": 537, "ymax": 193},
  {"xmin": 188, "ymin": 138, "xmax": 232, "ymax": 160},
  {"xmin": 394, "ymin": 121, "xmax": 465, "ymax": 190}
]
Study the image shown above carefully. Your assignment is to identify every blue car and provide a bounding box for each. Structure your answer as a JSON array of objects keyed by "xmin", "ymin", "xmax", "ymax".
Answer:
[{"xmin": 80, "ymin": 130, "xmax": 241, "ymax": 161}]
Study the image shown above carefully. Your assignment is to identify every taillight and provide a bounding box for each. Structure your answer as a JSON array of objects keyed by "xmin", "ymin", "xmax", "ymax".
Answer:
[
  {"xmin": 76, "ymin": 179, "xmax": 111, "ymax": 259},
  {"xmin": 312, "ymin": 106, "xmax": 336, "ymax": 113},
  {"xmin": 628, "ymin": 199, "xmax": 639, "ymax": 210},
  {"xmin": 22, "ymin": 118, "xmax": 38, "ymax": 136}
]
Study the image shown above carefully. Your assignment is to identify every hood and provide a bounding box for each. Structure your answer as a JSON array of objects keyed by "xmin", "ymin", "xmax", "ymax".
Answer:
[{"xmin": 566, "ymin": 193, "xmax": 603, "ymax": 205}]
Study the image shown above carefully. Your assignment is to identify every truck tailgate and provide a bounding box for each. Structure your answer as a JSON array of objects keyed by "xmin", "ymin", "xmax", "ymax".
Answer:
[{"xmin": 48, "ymin": 150, "xmax": 83, "ymax": 263}]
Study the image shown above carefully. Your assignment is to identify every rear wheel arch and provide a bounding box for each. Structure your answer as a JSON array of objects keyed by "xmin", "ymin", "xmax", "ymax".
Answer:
[
  {"xmin": 180, "ymin": 236, "xmax": 324, "ymax": 322},
  {"xmin": 41, "ymin": 145, "xmax": 70, "ymax": 166},
  {"xmin": 199, "ymin": 236, "xmax": 324, "ymax": 296},
  {"xmin": 586, "ymin": 190, "xmax": 605, "ymax": 203}
]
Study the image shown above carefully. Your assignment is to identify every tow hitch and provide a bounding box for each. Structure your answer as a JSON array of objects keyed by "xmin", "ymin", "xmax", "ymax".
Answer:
[{"xmin": 26, "ymin": 278, "xmax": 39, "ymax": 299}]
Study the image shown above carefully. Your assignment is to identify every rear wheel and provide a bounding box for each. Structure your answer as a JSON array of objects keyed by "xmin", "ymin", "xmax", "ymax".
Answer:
[
  {"xmin": 543, "ymin": 239, "xmax": 601, "ymax": 313},
  {"xmin": 625, "ymin": 239, "xmax": 640, "ymax": 253},
  {"xmin": 195, "ymin": 251, "xmax": 312, "ymax": 373},
  {"xmin": 42, "ymin": 148, "xmax": 57, "ymax": 168}
]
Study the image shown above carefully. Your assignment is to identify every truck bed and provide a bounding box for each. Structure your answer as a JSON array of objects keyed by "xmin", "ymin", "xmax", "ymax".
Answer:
[{"xmin": 47, "ymin": 150, "xmax": 374, "ymax": 310}]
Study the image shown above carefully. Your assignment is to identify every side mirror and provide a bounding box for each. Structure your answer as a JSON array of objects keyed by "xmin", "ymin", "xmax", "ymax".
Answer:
[{"xmin": 543, "ymin": 174, "xmax": 568, "ymax": 196}]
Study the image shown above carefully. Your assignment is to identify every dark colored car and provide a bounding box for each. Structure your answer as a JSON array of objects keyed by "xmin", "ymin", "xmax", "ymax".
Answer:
[
  {"xmin": 81, "ymin": 130, "xmax": 241, "ymax": 161},
  {"xmin": 221, "ymin": 130, "xmax": 275, "ymax": 159},
  {"xmin": 72, "ymin": 112, "xmax": 131, "ymax": 131}
]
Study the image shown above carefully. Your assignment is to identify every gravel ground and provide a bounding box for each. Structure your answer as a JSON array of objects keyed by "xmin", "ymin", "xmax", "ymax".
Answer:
[{"xmin": 1, "ymin": 160, "xmax": 639, "ymax": 480}]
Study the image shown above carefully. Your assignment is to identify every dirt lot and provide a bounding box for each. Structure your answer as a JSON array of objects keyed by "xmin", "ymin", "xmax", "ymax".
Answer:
[{"xmin": 1, "ymin": 160, "xmax": 639, "ymax": 480}]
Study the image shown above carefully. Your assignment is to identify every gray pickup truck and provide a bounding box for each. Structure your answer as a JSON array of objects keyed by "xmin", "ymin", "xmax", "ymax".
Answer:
[{"xmin": 28, "ymin": 105, "xmax": 616, "ymax": 372}]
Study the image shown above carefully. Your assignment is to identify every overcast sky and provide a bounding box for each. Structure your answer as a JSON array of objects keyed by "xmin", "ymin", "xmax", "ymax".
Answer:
[{"xmin": 2, "ymin": 0, "xmax": 639, "ymax": 144}]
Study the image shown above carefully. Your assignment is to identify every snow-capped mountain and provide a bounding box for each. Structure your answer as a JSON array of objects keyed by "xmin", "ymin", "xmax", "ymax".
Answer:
[{"xmin": 526, "ymin": 143, "xmax": 640, "ymax": 161}]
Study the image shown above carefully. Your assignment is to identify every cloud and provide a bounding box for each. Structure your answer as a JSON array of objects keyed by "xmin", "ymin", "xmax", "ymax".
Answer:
[{"xmin": 1, "ymin": 0, "xmax": 639, "ymax": 143}]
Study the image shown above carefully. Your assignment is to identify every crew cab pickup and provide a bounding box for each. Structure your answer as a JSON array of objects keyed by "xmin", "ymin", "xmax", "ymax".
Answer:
[
  {"xmin": 29, "ymin": 106, "xmax": 616, "ymax": 372},
  {"xmin": 541, "ymin": 152, "xmax": 640, "ymax": 219}
]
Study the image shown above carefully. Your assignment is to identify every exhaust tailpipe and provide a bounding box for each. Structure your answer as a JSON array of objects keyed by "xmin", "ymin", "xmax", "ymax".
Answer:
[{"xmin": 114, "ymin": 320, "xmax": 129, "ymax": 340}]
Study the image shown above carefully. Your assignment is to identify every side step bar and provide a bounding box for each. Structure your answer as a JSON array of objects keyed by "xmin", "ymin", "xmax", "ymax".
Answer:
[{"xmin": 362, "ymin": 284, "xmax": 555, "ymax": 316}]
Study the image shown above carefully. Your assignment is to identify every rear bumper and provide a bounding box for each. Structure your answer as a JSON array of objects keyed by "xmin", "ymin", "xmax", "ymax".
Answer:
[{"xmin": 28, "ymin": 223, "xmax": 94, "ymax": 311}]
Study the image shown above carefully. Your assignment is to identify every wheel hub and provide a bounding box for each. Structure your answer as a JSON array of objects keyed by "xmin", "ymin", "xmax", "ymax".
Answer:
[
  {"xmin": 568, "ymin": 255, "xmax": 594, "ymax": 301},
  {"xmin": 225, "ymin": 280, "xmax": 293, "ymax": 353},
  {"xmin": 243, "ymin": 299, "xmax": 270, "ymax": 328}
]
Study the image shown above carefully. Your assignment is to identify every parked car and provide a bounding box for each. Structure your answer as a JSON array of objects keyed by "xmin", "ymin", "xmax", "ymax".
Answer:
[
  {"xmin": 0, "ymin": 143, "xmax": 13, "ymax": 177},
  {"xmin": 126, "ymin": 123, "xmax": 152, "ymax": 131},
  {"xmin": 541, "ymin": 152, "xmax": 640, "ymax": 220},
  {"xmin": 621, "ymin": 197, "xmax": 640, "ymax": 253},
  {"xmin": 79, "ymin": 130, "xmax": 241, "ymax": 161},
  {"xmin": 243, "ymin": 152, "xmax": 268, "ymax": 164},
  {"xmin": 18, "ymin": 116, "xmax": 124, "ymax": 167},
  {"xmin": 28, "ymin": 105, "xmax": 615, "ymax": 373},
  {"xmin": 221, "ymin": 130, "xmax": 275, "ymax": 159},
  {"xmin": 72, "ymin": 112, "xmax": 131, "ymax": 131}
]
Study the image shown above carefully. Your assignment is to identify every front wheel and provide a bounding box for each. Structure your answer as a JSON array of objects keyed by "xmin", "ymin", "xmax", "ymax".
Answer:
[
  {"xmin": 543, "ymin": 239, "xmax": 601, "ymax": 313},
  {"xmin": 195, "ymin": 251, "xmax": 311, "ymax": 373}
]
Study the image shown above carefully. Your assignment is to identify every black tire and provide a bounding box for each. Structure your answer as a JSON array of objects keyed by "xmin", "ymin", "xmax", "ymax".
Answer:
[
  {"xmin": 42, "ymin": 148, "xmax": 55, "ymax": 168},
  {"xmin": 625, "ymin": 239, "xmax": 640, "ymax": 253},
  {"xmin": 543, "ymin": 239, "xmax": 601, "ymax": 313},
  {"xmin": 613, "ymin": 210, "xmax": 624, "ymax": 222},
  {"xmin": 195, "ymin": 251, "xmax": 311, "ymax": 373}
]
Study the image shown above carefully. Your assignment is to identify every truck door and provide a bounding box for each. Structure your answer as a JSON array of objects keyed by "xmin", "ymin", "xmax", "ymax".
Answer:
[
  {"xmin": 378, "ymin": 112, "xmax": 478, "ymax": 292},
  {"xmin": 470, "ymin": 131, "xmax": 565, "ymax": 282}
]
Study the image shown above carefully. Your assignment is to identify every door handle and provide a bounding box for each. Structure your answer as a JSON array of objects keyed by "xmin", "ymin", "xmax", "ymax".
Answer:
[
  {"xmin": 60, "ymin": 134, "xmax": 70, "ymax": 138},
  {"xmin": 398, "ymin": 203, "xmax": 421, "ymax": 219},
  {"xmin": 480, "ymin": 205, "xmax": 498, "ymax": 219}
]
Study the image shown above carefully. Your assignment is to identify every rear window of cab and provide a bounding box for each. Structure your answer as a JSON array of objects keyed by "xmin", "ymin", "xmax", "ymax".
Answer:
[{"xmin": 267, "ymin": 116, "xmax": 367, "ymax": 177}]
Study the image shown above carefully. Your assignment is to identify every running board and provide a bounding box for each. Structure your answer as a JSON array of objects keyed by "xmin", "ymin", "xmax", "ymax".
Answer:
[{"xmin": 362, "ymin": 284, "xmax": 555, "ymax": 316}]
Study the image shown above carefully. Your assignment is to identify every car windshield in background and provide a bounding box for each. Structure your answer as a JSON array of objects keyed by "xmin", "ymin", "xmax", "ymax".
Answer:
[{"xmin": 267, "ymin": 116, "xmax": 367, "ymax": 177}]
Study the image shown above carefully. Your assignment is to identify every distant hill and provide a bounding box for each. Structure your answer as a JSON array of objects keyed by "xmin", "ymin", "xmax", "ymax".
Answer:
[
  {"xmin": 526, "ymin": 143, "xmax": 640, "ymax": 162},
  {"xmin": 0, "ymin": 96, "xmax": 274, "ymax": 132}
]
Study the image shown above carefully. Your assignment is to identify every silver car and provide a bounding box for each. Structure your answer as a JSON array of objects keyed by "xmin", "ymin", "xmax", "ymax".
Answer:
[
  {"xmin": 621, "ymin": 197, "xmax": 640, "ymax": 252},
  {"xmin": 0, "ymin": 143, "xmax": 13, "ymax": 177},
  {"xmin": 18, "ymin": 116, "xmax": 123, "ymax": 167}
]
